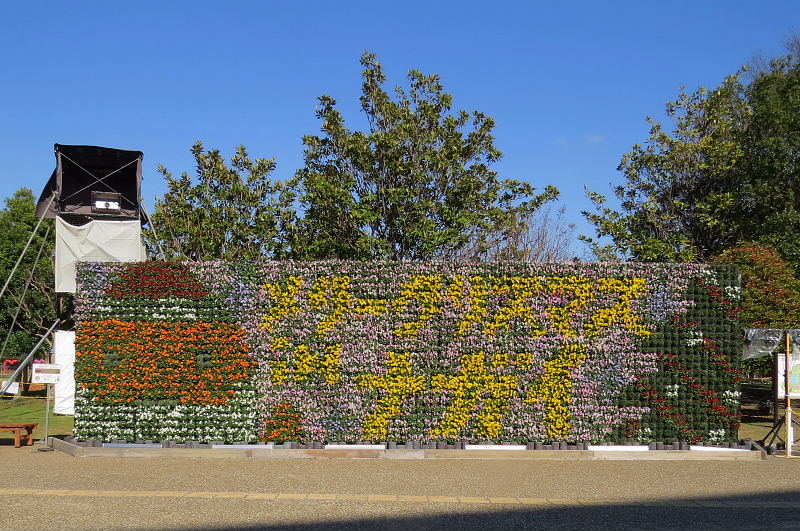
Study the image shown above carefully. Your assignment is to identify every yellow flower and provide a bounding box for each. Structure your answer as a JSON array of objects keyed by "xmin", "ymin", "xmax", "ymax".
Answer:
[
  {"xmin": 359, "ymin": 352, "xmax": 425, "ymax": 441},
  {"xmin": 311, "ymin": 276, "xmax": 389, "ymax": 335},
  {"xmin": 528, "ymin": 344, "xmax": 588, "ymax": 439},
  {"xmin": 323, "ymin": 345, "xmax": 342, "ymax": 385},
  {"xmin": 270, "ymin": 361, "xmax": 289, "ymax": 385},
  {"xmin": 394, "ymin": 275, "xmax": 444, "ymax": 337},
  {"xmin": 259, "ymin": 276, "xmax": 303, "ymax": 331},
  {"xmin": 431, "ymin": 352, "xmax": 519, "ymax": 439}
]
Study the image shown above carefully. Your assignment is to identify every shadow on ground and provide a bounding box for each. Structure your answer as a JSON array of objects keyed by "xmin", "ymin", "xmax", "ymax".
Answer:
[{"xmin": 150, "ymin": 490, "xmax": 800, "ymax": 531}]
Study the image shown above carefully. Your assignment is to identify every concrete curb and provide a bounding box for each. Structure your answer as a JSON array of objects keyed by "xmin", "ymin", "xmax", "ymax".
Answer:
[{"xmin": 48, "ymin": 438, "xmax": 764, "ymax": 461}]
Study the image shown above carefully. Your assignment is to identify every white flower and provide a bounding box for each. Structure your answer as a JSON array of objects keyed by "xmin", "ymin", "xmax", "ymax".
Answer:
[
  {"xmin": 686, "ymin": 331, "xmax": 705, "ymax": 347},
  {"xmin": 707, "ymin": 429, "xmax": 727, "ymax": 444},
  {"xmin": 665, "ymin": 384, "xmax": 679, "ymax": 399},
  {"xmin": 721, "ymin": 390, "xmax": 741, "ymax": 406}
]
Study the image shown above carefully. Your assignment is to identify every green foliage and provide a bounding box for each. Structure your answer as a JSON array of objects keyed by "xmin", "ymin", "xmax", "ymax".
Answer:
[
  {"xmin": 716, "ymin": 242, "xmax": 800, "ymax": 329},
  {"xmin": 582, "ymin": 74, "xmax": 749, "ymax": 262},
  {"xmin": 148, "ymin": 53, "xmax": 559, "ymax": 262},
  {"xmin": 738, "ymin": 52, "xmax": 800, "ymax": 268},
  {"xmin": 146, "ymin": 142, "xmax": 297, "ymax": 261},
  {"xmin": 0, "ymin": 189, "xmax": 55, "ymax": 360},
  {"xmin": 716, "ymin": 242, "xmax": 800, "ymax": 375},
  {"xmin": 582, "ymin": 41, "xmax": 800, "ymax": 270},
  {"xmin": 294, "ymin": 51, "xmax": 558, "ymax": 260}
]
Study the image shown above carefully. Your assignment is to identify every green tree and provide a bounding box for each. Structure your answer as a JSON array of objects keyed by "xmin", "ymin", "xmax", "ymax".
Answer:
[
  {"xmin": 716, "ymin": 242, "xmax": 800, "ymax": 375},
  {"xmin": 295, "ymin": 51, "xmax": 558, "ymax": 260},
  {"xmin": 582, "ymin": 40, "xmax": 800, "ymax": 268},
  {"xmin": 0, "ymin": 188, "xmax": 55, "ymax": 360},
  {"xmin": 736, "ymin": 50, "xmax": 800, "ymax": 268},
  {"xmin": 717, "ymin": 242, "xmax": 800, "ymax": 328},
  {"xmin": 146, "ymin": 142, "xmax": 297, "ymax": 261},
  {"xmin": 582, "ymin": 73, "xmax": 749, "ymax": 262}
]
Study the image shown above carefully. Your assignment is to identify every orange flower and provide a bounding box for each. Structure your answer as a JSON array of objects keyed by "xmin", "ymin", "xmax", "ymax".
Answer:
[{"xmin": 75, "ymin": 320, "xmax": 256, "ymax": 405}]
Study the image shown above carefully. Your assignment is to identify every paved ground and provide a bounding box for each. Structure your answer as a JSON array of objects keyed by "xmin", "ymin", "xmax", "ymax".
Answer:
[{"xmin": 1, "ymin": 446, "xmax": 800, "ymax": 530}]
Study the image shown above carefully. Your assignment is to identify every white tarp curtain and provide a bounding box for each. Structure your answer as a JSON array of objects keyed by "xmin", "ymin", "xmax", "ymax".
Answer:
[
  {"xmin": 53, "ymin": 330, "xmax": 75, "ymax": 415},
  {"xmin": 55, "ymin": 217, "xmax": 146, "ymax": 293},
  {"xmin": 742, "ymin": 329, "xmax": 800, "ymax": 360}
]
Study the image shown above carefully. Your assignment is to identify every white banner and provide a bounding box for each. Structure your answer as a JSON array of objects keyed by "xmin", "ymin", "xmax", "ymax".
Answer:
[
  {"xmin": 55, "ymin": 217, "xmax": 146, "ymax": 293},
  {"xmin": 53, "ymin": 330, "xmax": 75, "ymax": 415}
]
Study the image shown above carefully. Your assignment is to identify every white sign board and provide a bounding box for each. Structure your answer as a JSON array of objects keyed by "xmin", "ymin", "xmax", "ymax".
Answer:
[
  {"xmin": 1, "ymin": 381, "xmax": 19, "ymax": 395},
  {"xmin": 777, "ymin": 353, "xmax": 800, "ymax": 399},
  {"xmin": 32, "ymin": 364, "xmax": 61, "ymax": 384}
]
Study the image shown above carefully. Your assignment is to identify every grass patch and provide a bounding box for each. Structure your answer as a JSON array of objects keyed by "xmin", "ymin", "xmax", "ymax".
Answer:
[
  {"xmin": 0, "ymin": 397, "xmax": 73, "ymax": 443},
  {"xmin": 739, "ymin": 419, "xmax": 774, "ymax": 442},
  {"xmin": 739, "ymin": 378, "xmax": 781, "ymax": 443}
]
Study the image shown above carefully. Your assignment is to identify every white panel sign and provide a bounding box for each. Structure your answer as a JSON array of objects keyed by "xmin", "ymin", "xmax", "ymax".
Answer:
[
  {"xmin": 32, "ymin": 364, "xmax": 61, "ymax": 384},
  {"xmin": 1, "ymin": 381, "xmax": 20, "ymax": 395}
]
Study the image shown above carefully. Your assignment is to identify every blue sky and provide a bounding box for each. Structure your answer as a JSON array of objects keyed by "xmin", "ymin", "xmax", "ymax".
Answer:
[{"xmin": 1, "ymin": 1, "xmax": 798, "ymax": 255}]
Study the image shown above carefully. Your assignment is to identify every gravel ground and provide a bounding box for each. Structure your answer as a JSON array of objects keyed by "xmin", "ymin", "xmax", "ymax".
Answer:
[{"xmin": 1, "ymin": 446, "xmax": 799, "ymax": 530}]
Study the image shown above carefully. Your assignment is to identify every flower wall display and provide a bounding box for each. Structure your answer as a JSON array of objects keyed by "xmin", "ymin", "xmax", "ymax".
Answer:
[{"xmin": 73, "ymin": 261, "xmax": 742, "ymax": 444}]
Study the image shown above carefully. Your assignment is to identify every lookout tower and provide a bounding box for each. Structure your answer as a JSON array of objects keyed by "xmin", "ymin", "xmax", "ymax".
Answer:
[
  {"xmin": 37, "ymin": 144, "xmax": 147, "ymax": 297},
  {"xmin": 36, "ymin": 144, "xmax": 148, "ymax": 414}
]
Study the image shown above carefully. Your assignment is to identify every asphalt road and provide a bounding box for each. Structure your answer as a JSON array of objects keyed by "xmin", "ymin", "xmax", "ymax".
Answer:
[{"xmin": 1, "ymin": 446, "xmax": 800, "ymax": 530}]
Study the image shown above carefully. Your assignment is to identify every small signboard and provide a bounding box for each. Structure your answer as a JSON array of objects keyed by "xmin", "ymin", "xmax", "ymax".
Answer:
[
  {"xmin": 31, "ymin": 364, "xmax": 61, "ymax": 384},
  {"xmin": 1, "ymin": 381, "xmax": 19, "ymax": 395},
  {"xmin": 777, "ymin": 353, "xmax": 800, "ymax": 399}
]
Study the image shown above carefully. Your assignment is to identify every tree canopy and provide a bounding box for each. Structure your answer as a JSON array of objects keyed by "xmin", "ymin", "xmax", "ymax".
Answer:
[
  {"xmin": 294, "ymin": 51, "xmax": 558, "ymax": 260},
  {"xmin": 149, "ymin": 53, "xmax": 559, "ymax": 262},
  {"xmin": 582, "ymin": 40, "xmax": 800, "ymax": 270},
  {"xmin": 0, "ymin": 188, "xmax": 55, "ymax": 360},
  {"xmin": 716, "ymin": 242, "xmax": 800, "ymax": 329},
  {"xmin": 145, "ymin": 142, "xmax": 297, "ymax": 261},
  {"xmin": 715, "ymin": 241, "xmax": 800, "ymax": 375}
]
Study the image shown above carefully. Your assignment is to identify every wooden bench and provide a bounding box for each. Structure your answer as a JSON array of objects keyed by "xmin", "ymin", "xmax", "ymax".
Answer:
[{"xmin": 0, "ymin": 423, "xmax": 37, "ymax": 448}]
